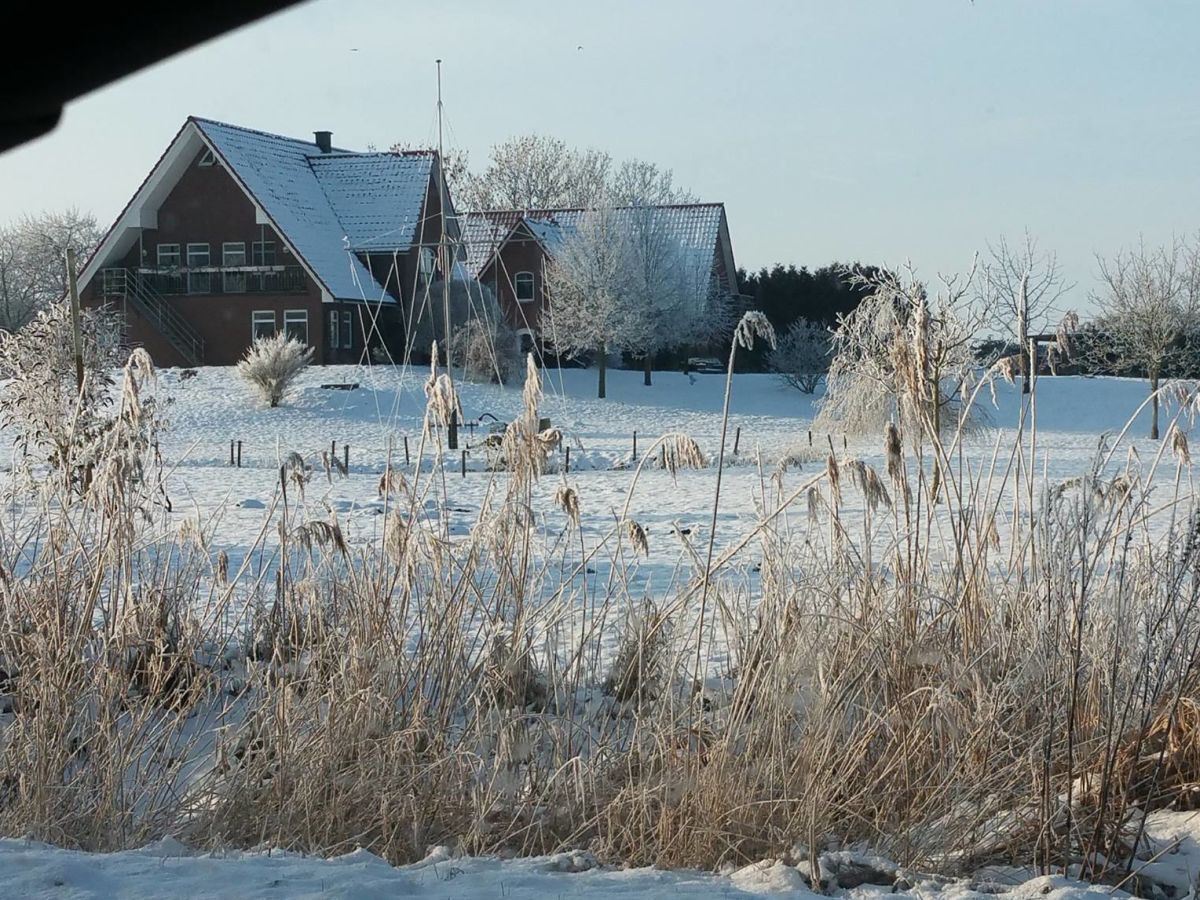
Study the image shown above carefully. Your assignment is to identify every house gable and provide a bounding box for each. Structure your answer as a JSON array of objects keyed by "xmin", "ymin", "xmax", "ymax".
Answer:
[{"xmin": 79, "ymin": 120, "xmax": 338, "ymax": 303}]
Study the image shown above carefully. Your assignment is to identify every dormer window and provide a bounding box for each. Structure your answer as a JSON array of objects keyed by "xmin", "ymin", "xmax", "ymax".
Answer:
[{"xmin": 198, "ymin": 149, "xmax": 216, "ymax": 167}]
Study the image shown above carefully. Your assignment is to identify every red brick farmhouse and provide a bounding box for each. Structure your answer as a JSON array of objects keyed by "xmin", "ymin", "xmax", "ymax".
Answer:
[{"xmin": 79, "ymin": 117, "xmax": 454, "ymax": 366}]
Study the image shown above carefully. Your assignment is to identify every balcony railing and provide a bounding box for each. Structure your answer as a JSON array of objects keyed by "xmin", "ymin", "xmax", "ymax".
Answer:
[{"xmin": 136, "ymin": 266, "xmax": 307, "ymax": 296}]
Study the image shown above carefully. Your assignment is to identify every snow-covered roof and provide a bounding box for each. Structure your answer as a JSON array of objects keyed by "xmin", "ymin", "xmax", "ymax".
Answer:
[
  {"xmin": 308, "ymin": 152, "xmax": 433, "ymax": 251},
  {"xmin": 458, "ymin": 212, "xmax": 521, "ymax": 278},
  {"xmin": 192, "ymin": 118, "xmax": 438, "ymax": 301},
  {"xmin": 461, "ymin": 204, "xmax": 731, "ymax": 283}
]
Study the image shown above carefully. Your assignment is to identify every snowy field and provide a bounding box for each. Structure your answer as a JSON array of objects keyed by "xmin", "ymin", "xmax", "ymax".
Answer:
[{"xmin": 110, "ymin": 363, "xmax": 1184, "ymax": 583}]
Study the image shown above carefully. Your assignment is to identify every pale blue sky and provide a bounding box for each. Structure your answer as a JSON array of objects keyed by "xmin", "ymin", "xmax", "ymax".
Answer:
[{"xmin": 1, "ymin": 0, "xmax": 1197, "ymax": 306}]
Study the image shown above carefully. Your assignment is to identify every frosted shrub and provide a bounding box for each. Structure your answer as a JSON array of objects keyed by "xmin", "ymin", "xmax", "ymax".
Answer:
[
  {"xmin": 0, "ymin": 300, "xmax": 122, "ymax": 489},
  {"xmin": 236, "ymin": 332, "xmax": 313, "ymax": 408},
  {"xmin": 769, "ymin": 318, "xmax": 830, "ymax": 393},
  {"xmin": 817, "ymin": 264, "xmax": 983, "ymax": 441},
  {"xmin": 452, "ymin": 317, "xmax": 519, "ymax": 384}
]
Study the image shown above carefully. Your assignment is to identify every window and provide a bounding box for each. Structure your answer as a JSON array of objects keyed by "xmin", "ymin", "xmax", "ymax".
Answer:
[
  {"xmin": 198, "ymin": 149, "xmax": 216, "ymax": 167},
  {"xmin": 251, "ymin": 241, "xmax": 276, "ymax": 266},
  {"xmin": 284, "ymin": 309, "xmax": 308, "ymax": 344},
  {"xmin": 251, "ymin": 241, "xmax": 277, "ymax": 290},
  {"xmin": 514, "ymin": 271, "xmax": 535, "ymax": 303},
  {"xmin": 187, "ymin": 243, "xmax": 211, "ymax": 293},
  {"xmin": 419, "ymin": 247, "xmax": 435, "ymax": 278},
  {"xmin": 341, "ymin": 307, "xmax": 353, "ymax": 349},
  {"xmin": 157, "ymin": 243, "xmax": 180, "ymax": 268},
  {"xmin": 223, "ymin": 242, "xmax": 247, "ymax": 293},
  {"xmin": 222, "ymin": 242, "xmax": 246, "ymax": 266},
  {"xmin": 252, "ymin": 310, "xmax": 276, "ymax": 340},
  {"xmin": 329, "ymin": 311, "xmax": 340, "ymax": 349}
]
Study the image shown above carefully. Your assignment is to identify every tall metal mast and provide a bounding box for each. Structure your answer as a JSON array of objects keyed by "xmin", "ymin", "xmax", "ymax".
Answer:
[{"xmin": 436, "ymin": 58, "xmax": 458, "ymax": 450}]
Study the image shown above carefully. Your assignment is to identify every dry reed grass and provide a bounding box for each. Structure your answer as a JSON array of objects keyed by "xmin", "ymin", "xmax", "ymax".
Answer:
[{"xmin": 2, "ymin": 332, "xmax": 1200, "ymax": 896}]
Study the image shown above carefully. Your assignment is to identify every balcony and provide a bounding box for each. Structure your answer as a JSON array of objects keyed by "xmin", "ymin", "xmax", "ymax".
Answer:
[{"xmin": 136, "ymin": 266, "xmax": 307, "ymax": 296}]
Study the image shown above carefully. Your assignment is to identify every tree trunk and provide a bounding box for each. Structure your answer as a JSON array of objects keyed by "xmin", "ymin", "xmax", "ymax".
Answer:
[
  {"xmin": 1151, "ymin": 374, "xmax": 1160, "ymax": 440},
  {"xmin": 597, "ymin": 347, "xmax": 607, "ymax": 400},
  {"xmin": 643, "ymin": 354, "xmax": 652, "ymax": 386}
]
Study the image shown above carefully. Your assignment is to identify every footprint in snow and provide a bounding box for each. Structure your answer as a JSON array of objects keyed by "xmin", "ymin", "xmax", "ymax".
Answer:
[{"xmin": 238, "ymin": 499, "xmax": 266, "ymax": 509}]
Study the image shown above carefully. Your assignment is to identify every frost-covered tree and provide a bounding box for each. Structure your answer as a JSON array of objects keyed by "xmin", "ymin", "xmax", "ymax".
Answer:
[
  {"xmin": 621, "ymin": 206, "xmax": 709, "ymax": 386},
  {"xmin": 1093, "ymin": 238, "xmax": 1200, "ymax": 439},
  {"xmin": 544, "ymin": 208, "xmax": 636, "ymax": 399},
  {"xmin": 769, "ymin": 319, "xmax": 831, "ymax": 393},
  {"xmin": 817, "ymin": 262, "xmax": 984, "ymax": 443},
  {"xmin": 236, "ymin": 333, "xmax": 314, "ymax": 408},
  {"xmin": 459, "ymin": 135, "xmax": 694, "ymax": 212},
  {"xmin": 609, "ymin": 159, "xmax": 696, "ymax": 207},
  {"xmin": 461, "ymin": 135, "xmax": 611, "ymax": 211},
  {"xmin": 0, "ymin": 301, "xmax": 122, "ymax": 490},
  {"xmin": 978, "ymin": 231, "xmax": 1073, "ymax": 394},
  {"xmin": 0, "ymin": 209, "xmax": 102, "ymax": 331}
]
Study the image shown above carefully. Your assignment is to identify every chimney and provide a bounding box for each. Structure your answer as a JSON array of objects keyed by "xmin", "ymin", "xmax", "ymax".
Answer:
[{"xmin": 314, "ymin": 130, "xmax": 332, "ymax": 154}]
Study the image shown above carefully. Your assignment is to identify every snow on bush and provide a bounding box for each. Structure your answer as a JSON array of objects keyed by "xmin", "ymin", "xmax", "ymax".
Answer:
[
  {"xmin": 817, "ymin": 264, "xmax": 983, "ymax": 440},
  {"xmin": 769, "ymin": 319, "xmax": 830, "ymax": 393},
  {"xmin": 236, "ymin": 332, "xmax": 314, "ymax": 408},
  {"xmin": 452, "ymin": 317, "xmax": 519, "ymax": 384},
  {"xmin": 0, "ymin": 300, "xmax": 123, "ymax": 488}
]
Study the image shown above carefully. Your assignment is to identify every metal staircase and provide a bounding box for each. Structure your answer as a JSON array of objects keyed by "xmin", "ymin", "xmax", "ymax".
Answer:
[{"xmin": 101, "ymin": 269, "xmax": 206, "ymax": 366}]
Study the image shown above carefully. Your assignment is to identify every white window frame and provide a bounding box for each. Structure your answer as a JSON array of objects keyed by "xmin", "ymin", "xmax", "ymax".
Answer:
[
  {"xmin": 514, "ymin": 271, "xmax": 535, "ymax": 304},
  {"xmin": 251, "ymin": 310, "xmax": 276, "ymax": 341},
  {"xmin": 222, "ymin": 242, "xmax": 247, "ymax": 293},
  {"xmin": 198, "ymin": 149, "xmax": 216, "ymax": 167},
  {"xmin": 341, "ymin": 307, "xmax": 353, "ymax": 349},
  {"xmin": 419, "ymin": 247, "xmax": 435, "ymax": 278},
  {"xmin": 186, "ymin": 243, "xmax": 210, "ymax": 293},
  {"xmin": 329, "ymin": 311, "xmax": 340, "ymax": 349},
  {"xmin": 283, "ymin": 309, "xmax": 308, "ymax": 345},
  {"xmin": 157, "ymin": 243, "xmax": 181, "ymax": 268},
  {"xmin": 251, "ymin": 240, "xmax": 276, "ymax": 267},
  {"xmin": 222, "ymin": 242, "xmax": 246, "ymax": 266}
]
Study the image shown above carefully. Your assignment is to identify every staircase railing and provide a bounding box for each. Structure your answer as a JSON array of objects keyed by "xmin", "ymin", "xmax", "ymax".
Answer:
[{"xmin": 101, "ymin": 268, "xmax": 206, "ymax": 366}]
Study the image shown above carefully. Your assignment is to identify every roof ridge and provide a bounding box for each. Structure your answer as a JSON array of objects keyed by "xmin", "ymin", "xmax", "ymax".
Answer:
[
  {"xmin": 469, "ymin": 202, "xmax": 724, "ymax": 217},
  {"xmin": 311, "ymin": 151, "xmax": 434, "ymax": 161},
  {"xmin": 189, "ymin": 116, "xmax": 351, "ymax": 154}
]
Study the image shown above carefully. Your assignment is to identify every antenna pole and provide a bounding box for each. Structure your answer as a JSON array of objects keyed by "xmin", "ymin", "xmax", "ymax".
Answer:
[{"xmin": 436, "ymin": 58, "xmax": 458, "ymax": 450}]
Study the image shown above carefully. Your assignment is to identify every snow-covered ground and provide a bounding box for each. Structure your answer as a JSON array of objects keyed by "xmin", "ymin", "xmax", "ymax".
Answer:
[
  {"xmin": 142, "ymin": 363, "xmax": 1181, "ymax": 575},
  {"xmin": 4, "ymin": 825, "xmax": 1188, "ymax": 900}
]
